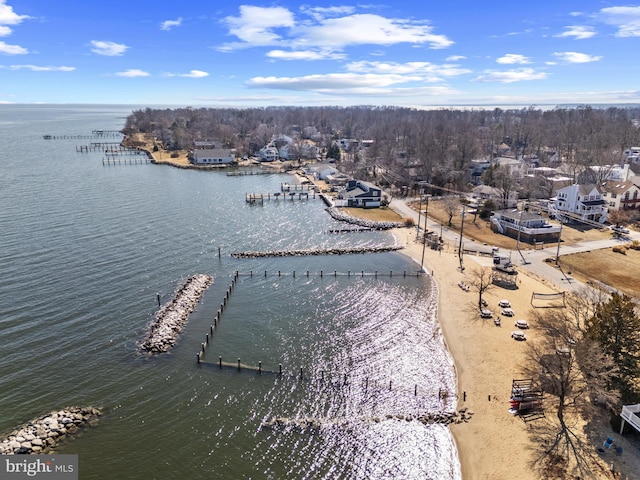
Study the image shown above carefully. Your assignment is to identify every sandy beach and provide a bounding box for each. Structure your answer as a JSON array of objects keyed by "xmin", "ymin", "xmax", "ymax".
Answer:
[
  {"xmin": 391, "ymin": 221, "xmax": 640, "ymax": 480},
  {"xmin": 392, "ymin": 226, "xmax": 542, "ymax": 479}
]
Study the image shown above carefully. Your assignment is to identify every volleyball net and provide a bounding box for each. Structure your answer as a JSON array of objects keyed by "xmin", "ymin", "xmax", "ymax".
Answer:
[{"xmin": 530, "ymin": 291, "xmax": 566, "ymax": 308}]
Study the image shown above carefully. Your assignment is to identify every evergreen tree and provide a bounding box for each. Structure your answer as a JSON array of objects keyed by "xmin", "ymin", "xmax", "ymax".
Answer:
[{"xmin": 585, "ymin": 292, "xmax": 640, "ymax": 399}]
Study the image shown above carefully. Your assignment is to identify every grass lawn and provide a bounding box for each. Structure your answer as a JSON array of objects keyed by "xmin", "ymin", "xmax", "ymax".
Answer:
[
  {"xmin": 556, "ymin": 247, "xmax": 640, "ymax": 299},
  {"xmin": 341, "ymin": 206, "xmax": 406, "ymax": 223}
]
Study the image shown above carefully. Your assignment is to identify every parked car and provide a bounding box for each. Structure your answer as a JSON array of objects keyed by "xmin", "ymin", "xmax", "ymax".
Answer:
[
  {"xmin": 498, "ymin": 299, "xmax": 511, "ymax": 308},
  {"xmin": 611, "ymin": 225, "xmax": 630, "ymax": 234},
  {"xmin": 480, "ymin": 309, "xmax": 493, "ymax": 319},
  {"xmin": 501, "ymin": 308, "xmax": 515, "ymax": 317},
  {"xmin": 514, "ymin": 319, "xmax": 529, "ymax": 329},
  {"xmin": 511, "ymin": 330, "xmax": 527, "ymax": 341}
]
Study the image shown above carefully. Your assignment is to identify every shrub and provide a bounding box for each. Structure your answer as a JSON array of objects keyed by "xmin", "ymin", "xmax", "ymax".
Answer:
[
  {"xmin": 613, "ymin": 246, "xmax": 627, "ymax": 255},
  {"xmin": 629, "ymin": 240, "xmax": 640, "ymax": 251},
  {"xmin": 404, "ymin": 218, "xmax": 415, "ymax": 227}
]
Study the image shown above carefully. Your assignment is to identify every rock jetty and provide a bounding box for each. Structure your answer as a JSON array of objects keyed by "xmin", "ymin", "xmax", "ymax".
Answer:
[
  {"xmin": 231, "ymin": 245, "xmax": 403, "ymax": 258},
  {"xmin": 0, "ymin": 406, "xmax": 101, "ymax": 454},
  {"xmin": 326, "ymin": 207, "xmax": 405, "ymax": 230},
  {"xmin": 141, "ymin": 274, "xmax": 213, "ymax": 353},
  {"xmin": 260, "ymin": 409, "xmax": 473, "ymax": 432}
]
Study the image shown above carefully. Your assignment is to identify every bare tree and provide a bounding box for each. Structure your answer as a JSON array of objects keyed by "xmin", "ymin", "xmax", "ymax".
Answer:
[
  {"xmin": 442, "ymin": 196, "xmax": 460, "ymax": 226},
  {"xmin": 521, "ymin": 309, "xmax": 620, "ymax": 478},
  {"xmin": 466, "ymin": 266, "xmax": 495, "ymax": 311}
]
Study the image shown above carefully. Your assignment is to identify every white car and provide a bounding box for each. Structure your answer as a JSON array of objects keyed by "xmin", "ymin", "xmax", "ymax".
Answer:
[
  {"xmin": 511, "ymin": 330, "xmax": 527, "ymax": 341},
  {"xmin": 514, "ymin": 319, "xmax": 529, "ymax": 329},
  {"xmin": 498, "ymin": 299, "xmax": 511, "ymax": 308},
  {"xmin": 611, "ymin": 225, "xmax": 630, "ymax": 234},
  {"xmin": 501, "ymin": 308, "xmax": 515, "ymax": 317}
]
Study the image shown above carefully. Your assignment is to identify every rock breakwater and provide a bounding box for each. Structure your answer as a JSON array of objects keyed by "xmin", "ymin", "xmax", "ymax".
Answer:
[
  {"xmin": 0, "ymin": 406, "xmax": 101, "ymax": 454},
  {"xmin": 141, "ymin": 274, "xmax": 213, "ymax": 353},
  {"xmin": 260, "ymin": 409, "xmax": 473, "ymax": 432},
  {"xmin": 326, "ymin": 207, "xmax": 405, "ymax": 230},
  {"xmin": 231, "ymin": 245, "xmax": 403, "ymax": 258}
]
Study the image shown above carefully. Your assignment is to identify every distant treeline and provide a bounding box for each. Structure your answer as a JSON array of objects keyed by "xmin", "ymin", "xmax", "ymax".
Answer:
[{"xmin": 123, "ymin": 105, "xmax": 640, "ymax": 194}]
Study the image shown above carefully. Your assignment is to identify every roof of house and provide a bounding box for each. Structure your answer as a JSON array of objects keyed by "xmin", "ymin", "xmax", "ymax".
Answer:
[
  {"xmin": 601, "ymin": 180, "xmax": 634, "ymax": 195},
  {"xmin": 493, "ymin": 209, "xmax": 545, "ymax": 222}
]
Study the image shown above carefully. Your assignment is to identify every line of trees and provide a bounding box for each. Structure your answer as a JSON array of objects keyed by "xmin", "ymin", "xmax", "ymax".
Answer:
[
  {"xmin": 122, "ymin": 105, "xmax": 640, "ymax": 196},
  {"xmin": 521, "ymin": 289, "xmax": 638, "ymax": 478}
]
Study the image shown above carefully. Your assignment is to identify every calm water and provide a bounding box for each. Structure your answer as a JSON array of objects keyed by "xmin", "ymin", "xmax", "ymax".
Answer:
[{"xmin": 0, "ymin": 105, "xmax": 460, "ymax": 479}]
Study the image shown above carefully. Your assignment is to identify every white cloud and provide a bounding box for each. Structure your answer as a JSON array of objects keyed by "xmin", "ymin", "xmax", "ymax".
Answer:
[
  {"xmin": 473, "ymin": 68, "xmax": 548, "ymax": 83},
  {"xmin": 220, "ymin": 5, "xmax": 295, "ymax": 49},
  {"xmin": 345, "ymin": 60, "xmax": 471, "ymax": 79},
  {"xmin": 301, "ymin": 14, "xmax": 453, "ymax": 50},
  {"xmin": 598, "ymin": 6, "xmax": 640, "ymax": 37},
  {"xmin": 9, "ymin": 64, "xmax": 75, "ymax": 71},
  {"xmin": 163, "ymin": 70, "xmax": 208, "ymax": 78},
  {"xmin": 180, "ymin": 69, "xmax": 208, "ymax": 78},
  {"xmin": 556, "ymin": 25, "xmax": 596, "ymax": 39},
  {"xmin": 91, "ymin": 40, "xmax": 128, "ymax": 56},
  {"xmin": 299, "ymin": 5, "xmax": 355, "ymax": 21},
  {"xmin": 219, "ymin": 7, "xmax": 453, "ymax": 52},
  {"xmin": 0, "ymin": 0, "xmax": 30, "ymax": 36},
  {"xmin": 161, "ymin": 17, "xmax": 182, "ymax": 31},
  {"xmin": 496, "ymin": 54, "xmax": 531, "ymax": 64},
  {"xmin": 553, "ymin": 51, "xmax": 602, "ymax": 63},
  {"xmin": 266, "ymin": 49, "xmax": 345, "ymax": 61},
  {"xmin": 247, "ymin": 73, "xmax": 423, "ymax": 92},
  {"xmin": 115, "ymin": 69, "xmax": 149, "ymax": 77},
  {"xmin": 0, "ymin": 40, "xmax": 27, "ymax": 54},
  {"xmin": 446, "ymin": 55, "xmax": 466, "ymax": 61}
]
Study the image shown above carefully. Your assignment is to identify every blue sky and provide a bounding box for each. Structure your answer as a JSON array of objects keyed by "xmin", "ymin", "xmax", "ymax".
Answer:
[{"xmin": 1, "ymin": 0, "xmax": 640, "ymax": 107}]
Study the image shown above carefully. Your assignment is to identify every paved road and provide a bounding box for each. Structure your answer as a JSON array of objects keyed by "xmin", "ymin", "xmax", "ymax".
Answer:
[{"xmin": 390, "ymin": 198, "xmax": 640, "ymax": 294}]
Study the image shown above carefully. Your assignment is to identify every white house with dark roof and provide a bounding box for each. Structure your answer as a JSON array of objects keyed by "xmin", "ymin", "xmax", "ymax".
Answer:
[
  {"xmin": 192, "ymin": 148, "xmax": 235, "ymax": 165},
  {"xmin": 490, "ymin": 209, "xmax": 562, "ymax": 243},
  {"xmin": 553, "ymin": 183, "xmax": 607, "ymax": 223}
]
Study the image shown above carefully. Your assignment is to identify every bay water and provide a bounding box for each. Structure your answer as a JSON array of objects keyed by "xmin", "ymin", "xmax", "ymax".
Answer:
[{"xmin": 0, "ymin": 105, "xmax": 460, "ymax": 479}]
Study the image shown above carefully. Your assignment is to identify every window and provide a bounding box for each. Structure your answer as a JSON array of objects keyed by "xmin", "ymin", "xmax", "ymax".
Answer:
[{"xmin": 612, "ymin": 193, "xmax": 617, "ymax": 199}]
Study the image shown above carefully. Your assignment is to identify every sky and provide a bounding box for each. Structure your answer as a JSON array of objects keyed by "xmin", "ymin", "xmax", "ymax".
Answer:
[{"xmin": 1, "ymin": 0, "xmax": 640, "ymax": 107}]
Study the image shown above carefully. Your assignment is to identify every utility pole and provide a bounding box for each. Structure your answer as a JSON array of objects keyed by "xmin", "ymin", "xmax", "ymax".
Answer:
[
  {"xmin": 458, "ymin": 205, "xmax": 465, "ymax": 272},
  {"xmin": 420, "ymin": 195, "xmax": 431, "ymax": 273},
  {"xmin": 555, "ymin": 220, "xmax": 564, "ymax": 266},
  {"xmin": 416, "ymin": 195, "xmax": 423, "ymax": 239}
]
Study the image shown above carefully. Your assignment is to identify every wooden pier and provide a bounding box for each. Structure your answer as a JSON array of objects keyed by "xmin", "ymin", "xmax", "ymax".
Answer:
[
  {"xmin": 102, "ymin": 157, "xmax": 151, "ymax": 165},
  {"xmin": 246, "ymin": 191, "xmax": 317, "ymax": 203},
  {"xmin": 43, "ymin": 130, "xmax": 122, "ymax": 140}
]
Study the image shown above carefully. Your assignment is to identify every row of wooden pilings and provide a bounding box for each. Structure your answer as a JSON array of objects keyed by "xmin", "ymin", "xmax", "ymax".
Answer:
[
  {"xmin": 194, "ymin": 271, "xmax": 445, "ymax": 401},
  {"xmin": 235, "ymin": 270, "xmax": 428, "ymax": 278},
  {"xmin": 196, "ymin": 272, "xmax": 240, "ymax": 364},
  {"xmin": 102, "ymin": 157, "xmax": 151, "ymax": 165}
]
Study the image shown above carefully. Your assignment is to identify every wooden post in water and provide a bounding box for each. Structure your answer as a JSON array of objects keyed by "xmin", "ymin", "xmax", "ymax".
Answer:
[
  {"xmin": 157, "ymin": 294, "xmax": 161, "ymax": 306},
  {"xmin": 279, "ymin": 364, "xmax": 282, "ymax": 375},
  {"xmin": 238, "ymin": 358, "xmax": 241, "ymax": 370},
  {"xmin": 258, "ymin": 361, "xmax": 262, "ymax": 374}
]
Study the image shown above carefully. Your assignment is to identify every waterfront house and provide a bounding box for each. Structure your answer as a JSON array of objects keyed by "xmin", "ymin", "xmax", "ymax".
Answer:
[
  {"xmin": 490, "ymin": 209, "xmax": 562, "ymax": 243},
  {"xmin": 257, "ymin": 146, "xmax": 279, "ymax": 162},
  {"xmin": 553, "ymin": 183, "xmax": 607, "ymax": 223},
  {"xmin": 336, "ymin": 179, "xmax": 382, "ymax": 208},
  {"xmin": 192, "ymin": 148, "xmax": 235, "ymax": 165}
]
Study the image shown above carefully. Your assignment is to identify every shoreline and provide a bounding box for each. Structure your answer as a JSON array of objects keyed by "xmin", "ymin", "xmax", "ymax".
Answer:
[{"xmin": 391, "ymin": 226, "xmax": 542, "ymax": 480}]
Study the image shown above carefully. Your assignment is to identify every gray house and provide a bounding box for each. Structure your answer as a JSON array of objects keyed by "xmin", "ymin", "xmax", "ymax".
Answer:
[{"xmin": 337, "ymin": 180, "xmax": 382, "ymax": 208}]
